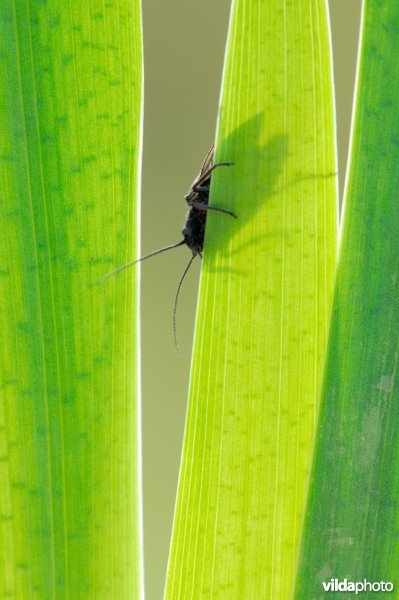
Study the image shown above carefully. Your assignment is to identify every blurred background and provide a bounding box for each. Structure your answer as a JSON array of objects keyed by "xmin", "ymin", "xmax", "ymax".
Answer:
[{"xmin": 140, "ymin": 1, "xmax": 363, "ymax": 597}]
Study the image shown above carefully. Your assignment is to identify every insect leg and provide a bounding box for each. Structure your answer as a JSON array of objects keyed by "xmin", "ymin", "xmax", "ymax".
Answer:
[
  {"xmin": 187, "ymin": 201, "xmax": 237, "ymax": 219},
  {"xmin": 193, "ymin": 161, "xmax": 234, "ymax": 189}
]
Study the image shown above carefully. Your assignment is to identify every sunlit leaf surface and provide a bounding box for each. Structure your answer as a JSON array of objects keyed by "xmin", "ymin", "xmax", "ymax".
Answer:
[{"xmin": 165, "ymin": 0, "xmax": 338, "ymax": 597}]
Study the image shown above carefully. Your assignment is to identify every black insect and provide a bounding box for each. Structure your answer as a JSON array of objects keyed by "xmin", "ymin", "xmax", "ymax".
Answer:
[
  {"xmin": 100, "ymin": 144, "xmax": 236, "ymax": 348},
  {"xmin": 181, "ymin": 144, "xmax": 236, "ymax": 256}
]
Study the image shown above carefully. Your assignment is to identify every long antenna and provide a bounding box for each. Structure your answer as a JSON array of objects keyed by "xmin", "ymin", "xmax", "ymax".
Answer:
[
  {"xmin": 97, "ymin": 240, "xmax": 186, "ymax": 283},
  {"xmin": 173, "ymin": 254, "xmax": 196, "ymax": 353}
]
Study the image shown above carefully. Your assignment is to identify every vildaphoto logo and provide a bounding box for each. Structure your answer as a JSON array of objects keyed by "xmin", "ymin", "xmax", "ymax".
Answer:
[{"xmin": 322, "ymin": 579, "xmax": 394, "ymax": 594}]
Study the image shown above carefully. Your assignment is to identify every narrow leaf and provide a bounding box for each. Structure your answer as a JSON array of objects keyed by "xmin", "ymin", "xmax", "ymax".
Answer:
[
  {"xmin": 0, "ymin": 1, "xmax": 143, "ymax": 596},
  {"xmin": 295, "ymin": 0, "xmax": 399, "ymax": 595},
  {"xmin": 165, "ymin": 0, "xmax": 338, "ymax": 597}
]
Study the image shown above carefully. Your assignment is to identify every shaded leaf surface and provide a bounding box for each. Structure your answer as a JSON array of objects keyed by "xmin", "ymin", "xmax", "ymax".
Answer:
[
  {"xmin": 295, "ymin": 1, "xmax": 399, "ymax": 597},
  {"xmin": 0, "ymin": 1, "xmax": 143, "ymax": 597}
]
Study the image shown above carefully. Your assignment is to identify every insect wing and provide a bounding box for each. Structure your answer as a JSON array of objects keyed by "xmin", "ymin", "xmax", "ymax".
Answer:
[
  {"xmin": 198, "ymin": 144, "xmax": 214, "ymax": 178},
  {"xmin": 186, "ymin": 144, "xmax": 215, "ymax": 198}
]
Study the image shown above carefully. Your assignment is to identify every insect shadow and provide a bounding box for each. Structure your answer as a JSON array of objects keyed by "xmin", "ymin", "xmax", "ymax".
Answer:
[
  {"xmin": 202, "ymin": 114, "xmax": 289, "ymax": 271},
  {"xmin": 204, "ymin": 113, "xmax": 337, "ymax": 272}
]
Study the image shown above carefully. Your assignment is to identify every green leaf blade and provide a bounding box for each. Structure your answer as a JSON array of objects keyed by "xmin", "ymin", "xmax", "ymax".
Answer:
[
  {"xmin": 0, "ymin": 1, "xmax": 143, "ymax": 597},
  {"xmin": 165, "ymin": 1, "xmax": 338, "ymax": 598},
  {"xmin": 294, "ymin": 1, "xmax": 399, "ymax": 595}
]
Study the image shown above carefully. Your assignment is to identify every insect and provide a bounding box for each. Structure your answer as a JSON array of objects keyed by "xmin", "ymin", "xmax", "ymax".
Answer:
[{"xmin": 100, "ymin": 144, "xmax": 236, "ymax": 348}]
